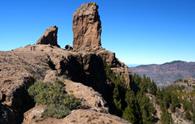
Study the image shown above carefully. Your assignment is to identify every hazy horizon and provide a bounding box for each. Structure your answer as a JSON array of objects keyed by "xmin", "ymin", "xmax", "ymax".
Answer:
[{"xmin": 0, "ymin": 0, "xmax": 195, "ymax": 65}]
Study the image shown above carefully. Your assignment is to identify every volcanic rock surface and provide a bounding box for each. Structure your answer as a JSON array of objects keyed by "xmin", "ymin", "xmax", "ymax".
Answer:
[
  {"xmin": 0, "ymin": 2, "xmax": 131, "ymax": 124},
  {"xmin": 0, "ymin": 44, "xmax": 130, "ymax": 124},
  {"xmin": 23, "ymin": 109, "xmax": 130, "ymax": 124},
  {"xmin": 73, "ymin": 3, "xmax": 102, "ymax": 51},
  {"xmin": 36, "ymin": 26, "xmax": 59, "ymax": 47}
]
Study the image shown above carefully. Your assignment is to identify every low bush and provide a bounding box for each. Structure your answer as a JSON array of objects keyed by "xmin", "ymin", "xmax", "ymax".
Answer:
[{"xmin": 28, "ymin": 80, "xmax": 81, "ymax": 118}]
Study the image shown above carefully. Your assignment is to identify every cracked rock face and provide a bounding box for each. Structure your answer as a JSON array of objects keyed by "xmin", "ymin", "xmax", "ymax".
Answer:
[
  {"xmin": 73, "ymin": 3, "xmax": 102, "ymax": 51},
  {"xmin": 36, "ymin": 26, "xmax": 59, "ymax": 47}
]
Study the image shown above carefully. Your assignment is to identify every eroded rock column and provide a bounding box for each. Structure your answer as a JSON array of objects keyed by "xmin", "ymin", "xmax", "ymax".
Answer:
[{"xmin": 73, "ymin": 3, "xmax": 102, "ymax": 51}]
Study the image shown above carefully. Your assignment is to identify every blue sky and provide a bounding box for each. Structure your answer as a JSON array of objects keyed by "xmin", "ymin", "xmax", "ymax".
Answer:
[{"xmin": 0, "ymin": 0, "xmax": 195, "ymax": 65}]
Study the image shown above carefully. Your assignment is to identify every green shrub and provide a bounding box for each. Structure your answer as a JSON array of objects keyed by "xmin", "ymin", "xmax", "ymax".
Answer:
[
  {"xmin": 28, "ymin": 80, "xmax": 81, "ymax": 118},
  {"xmin": 123, "ymin": 106, "xmax": 139, "ymax": 124},
  {"xmin": 161, "ymin": 110, "xmax": 173, "ymax": 124},
  {"xmin": 148, "ymin": 81, "xmax": 157, "ymax": 95},
  {"xmin": 183, "ymin": 100, "xmax": 192, "ymax": 111},
  {"xmin": 137, "ymin": 93, "xmax": 156, "ymax": 123},
  {"xmin": 105, "ymin": 64, "xmax": 126, "ymax": 116},
  {"xmin": 113, "ymin": 84, "xmax": 122, "ymax": 112},
  {"xmin": 63, "ymin": 94, "xmax": 81, "ymax": 110},
  {"xmin": 43, "ymin": 104, "xmax": 70, "ymax": 118},
  {"xmin": 192, "ymin": 110, "xmax": 195, "ymax": 124},
  {"xmin": 123, "ymin": 89, "xmax": 141, "ymax": 124},
  {"xmin": 185, "ymin": 111, "xmax": 192, "ymax": 120},
  {"xmin": 170, "ymin": 95, "xmax": 180, "ymax": 112}
]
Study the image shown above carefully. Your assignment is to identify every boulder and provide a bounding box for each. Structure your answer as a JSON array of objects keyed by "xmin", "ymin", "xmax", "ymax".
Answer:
[
  {"xmin": 64, "ymin": 45, "xmax": 73, "ymax": 51},
  {"xmin": 73, "ymin": 3, "xmax": 102, "ymax": 51},
  {"xmin": 36, "ymin": 26, "xmax": 59, "ymax": 47},
  {"xmin": 62, "ymin": 109, "xmax": 130, "ymax": 124},
  {"xmin": 22, "ymin": 105, "xmax": 46, "ymax": 124},
  {"xmin": 64, "ymin": 80, "xmax": 108, "ymax": 113},
  {"xmin": 43, "ymin": 70, "xmax": 59, "ymax": 83}
]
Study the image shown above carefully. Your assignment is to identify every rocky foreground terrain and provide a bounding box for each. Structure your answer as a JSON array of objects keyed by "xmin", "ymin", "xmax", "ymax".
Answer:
[
  {"xmin": 0, "ymin": 3, "xmax": 130, "ymax": 124},
  {"xmin": 1, "ymin": 2, "xmax": 195, "ymax": 124}
]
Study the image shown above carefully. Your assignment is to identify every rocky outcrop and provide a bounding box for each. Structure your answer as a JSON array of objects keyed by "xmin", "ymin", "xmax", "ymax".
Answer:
[
  {"xmin": 0, "ymin": 2, "xmax": 133, "ymax": 124},
  {"xmin": 36, "ymin": 26, "xmax": 59, "ymax": 47},
  {"xmin": 0, "ymin": 50, "xmax": 49, "ymax": 106},
  {"xmin": 97, "ymin": 49, "xmax": 122, "ymax": 67},
  {"xmin": 62, "ymin": 109, "xmax": 130, "ymax": 124},
  {"xmin": 22, "ymin": 105, "xmax": 46, "ymax": 124},
  {"xmin": 23, "ymin": 108, "xmax": 130, "ymax": 124},
  {"xmin": 96, "ymin": 49, "xmax": 130, "ymax": 86},
  {"xmin": 64, "ymin": 80, "xmax": 108, "ymax": 113},
  {"xmin": 1, "ymin": 2, "xmax": 195, "ymax": 124},
  {"xmin": 0, "ymin": 44, "xmax": 131, "ymax": 122},
  {"xmin": 43, "ymin": 70, "xmax": 59, "ymax": 83},
  {"xmin": 73, "ymin": 3, "xmax": 102, "ymax": 51},
  {"xmin": 23, "ymin": 80, "xmax": 129, "ymax": 124}
]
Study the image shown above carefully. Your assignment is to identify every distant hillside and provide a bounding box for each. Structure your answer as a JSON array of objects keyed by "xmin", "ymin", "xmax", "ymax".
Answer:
[{"xmin": 130, "ymin": 61, "xmax": 195, "ymax": 86}]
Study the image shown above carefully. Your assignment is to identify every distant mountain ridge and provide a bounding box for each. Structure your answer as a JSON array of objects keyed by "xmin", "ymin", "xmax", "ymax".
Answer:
[{"xmin": 130, "ymin": 60, "xmax": 195, "ymax": 86}]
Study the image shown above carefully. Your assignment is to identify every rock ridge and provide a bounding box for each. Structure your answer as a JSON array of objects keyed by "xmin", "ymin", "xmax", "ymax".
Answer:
[{"xmin": 0, "ymin": 2, "xmax": 131, "ymax": 124}]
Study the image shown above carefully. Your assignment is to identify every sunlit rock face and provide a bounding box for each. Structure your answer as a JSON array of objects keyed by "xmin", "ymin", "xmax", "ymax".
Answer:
[
  {"xmin": 36, "ymin": 26, "xmax": 59, "ymax": 47},
  {"xmin": 73, "ymin": 3, "xmax": 102, "ymax": 51}
]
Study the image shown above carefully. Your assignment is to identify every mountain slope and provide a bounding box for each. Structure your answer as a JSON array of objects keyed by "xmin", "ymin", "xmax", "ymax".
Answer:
[
  {"xmin": 130, "ymin": 61, "xmax": 195, "ymax": 86},
  {"xmin": 0, "ymin": 3, "xmax": 131, "ymax": 124},
  {"xmin": 1, "ymin": 2, "xmax": 195, "ymax": 124}
]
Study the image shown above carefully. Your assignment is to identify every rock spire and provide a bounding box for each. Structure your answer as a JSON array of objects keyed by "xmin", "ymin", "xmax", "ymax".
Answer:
[{"xmin": 73, "ymin": 3, "xmax": 102, "ymax": 51}]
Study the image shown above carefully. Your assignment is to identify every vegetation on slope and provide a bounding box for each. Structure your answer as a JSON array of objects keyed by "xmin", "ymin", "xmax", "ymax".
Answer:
[
  {"xmin": 105, "ymin": 65, "xmax": 157, "ymax": 124},
  {"xmin": 157, "ymin": 84, "xmax": 195, "ymax": 123},
  {"xmin": 27, "ymin": 64, "xmax": 195, "ymax": 123},
  {"xmin": 28, "ymin": 80, "xmax": 81, "ymax": 118},
  {"xmin": 105, "ymin": 64, "xmax": 195, "ymax": 124}
]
